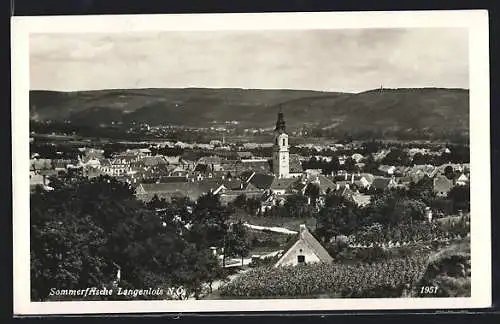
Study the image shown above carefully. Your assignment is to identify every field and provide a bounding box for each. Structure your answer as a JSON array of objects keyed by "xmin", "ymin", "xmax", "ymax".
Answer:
[
  {"xmin": 219, "ymin": 254, "xmax": 428, "ymax": 298},
  {"xmin": 219, "ymin": 240, "xmax": 470, "ymax": 299}
]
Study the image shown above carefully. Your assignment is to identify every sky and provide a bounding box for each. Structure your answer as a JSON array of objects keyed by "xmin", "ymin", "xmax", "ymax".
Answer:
[{"xmin": 30, "ymin": 28, "xmax": 469, "ymax": 93}]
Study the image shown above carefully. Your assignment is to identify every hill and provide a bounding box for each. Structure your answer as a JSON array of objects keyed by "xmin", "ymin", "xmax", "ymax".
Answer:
[{"xmin": 29, "ymin": 87, "xmax": 469, "ymax": 139}]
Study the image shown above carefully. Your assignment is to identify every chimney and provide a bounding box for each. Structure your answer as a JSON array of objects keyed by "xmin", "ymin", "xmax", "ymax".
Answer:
[{"xmin": 299, "ymin": 224, "xmax": 307, "ymax": 236}]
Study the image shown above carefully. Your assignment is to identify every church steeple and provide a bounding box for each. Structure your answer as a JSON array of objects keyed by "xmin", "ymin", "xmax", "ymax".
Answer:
[
  {"xmin": 275, "ymin": 106, "xmax": 286, "ymax": 133},
  {"xmin": 272, "ymin": 107, "xmax": 290, "ymax": 178}
]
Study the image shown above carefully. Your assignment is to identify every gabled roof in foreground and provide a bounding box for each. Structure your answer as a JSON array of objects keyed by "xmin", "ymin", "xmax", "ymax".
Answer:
[{"xmin": 274, "ymin": 224, "xmax": 333, "ymax": 267}]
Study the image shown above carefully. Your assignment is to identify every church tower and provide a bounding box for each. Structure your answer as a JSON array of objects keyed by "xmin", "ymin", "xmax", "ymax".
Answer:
[{"xmin": 273, "ymin": 108, "xmax": 290, "ymax": 178}]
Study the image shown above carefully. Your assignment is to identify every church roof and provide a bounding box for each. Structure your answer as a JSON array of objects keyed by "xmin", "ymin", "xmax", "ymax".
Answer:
[
  {"xmin": 275, "ymin": 109, "xmax": 286, "ymax": 133},
  {"xmin": 234, "ymin": 160, "xmax": 272, "ymax": 174},
  {"xmin": 249, "ymin": 173, "xmax": 275, "ymax": 190},
  {"xmin": 270, "ymin": 177, "xmax": 298, "ymax": 191}
]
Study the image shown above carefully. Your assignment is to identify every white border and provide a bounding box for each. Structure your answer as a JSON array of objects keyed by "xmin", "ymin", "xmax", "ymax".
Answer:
[{"xmin": 11, "ymin": 10, "xmax": 491, "ymax": 315}]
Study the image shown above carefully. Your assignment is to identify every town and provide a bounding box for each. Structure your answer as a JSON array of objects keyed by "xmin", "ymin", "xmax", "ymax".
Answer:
[{"xmin": 30, "ymin": 109, "xmax": 471, "ymax": 300}]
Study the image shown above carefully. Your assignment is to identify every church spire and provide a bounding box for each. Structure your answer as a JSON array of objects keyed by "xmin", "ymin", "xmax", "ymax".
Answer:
[{"xmin": 275, "ymin": 106, "xmax": 286, "ymax": 133}]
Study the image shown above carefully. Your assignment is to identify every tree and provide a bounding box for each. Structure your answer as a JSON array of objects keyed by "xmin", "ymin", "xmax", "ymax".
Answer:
[
  {"xmin": 30, "ymin": 176, "xmax": 228, "ymax": 301},
  {"xmin": 186, "ymin": 193, "xmax": 233, "ymax": 249},
  {"xmin": 343, "ymin": 157, "xmax": 358, "ymax": 173},
  {"xmin": 363, "ymin": 154, "xmax": 380, "ymax": 174},
  {"xmin": 314, "ymin": 194, "xmax": 360, "ymax": 242},
  {"xmin": 245, "ymin": 197, "xmax": 261, "ymax": 216},
  {"xmin": 304, "ymin": 183, "xmax": 320, "ymax": 205},
  {"xmin": 323, "ymin": 158, "xmax": 340, "ymax": 175},
  {"xmin": 448, "ymin": 185, "xmax": 470, "ymax": 213},
  {"xmin": 392, "ymin": 199, "xmax": 427, "ymax": 224},
  {"xmin": 444, "ymin": 166, "xmax": 455, "ymax": 180},
  {"xmin": 233, "ymin": 194, "xmax": 247, "ymax": 209},
  {"xmin": 381, "ymin": 148, "xmax": 411, "ymax": 166},
  {"xmin": 226, "ymin": 221, "xmax": 251, "ymax": 266},
  {"xmin": 284, "ymin": 194, "xmax": 310, "ymax": 218},
  {"xmin": 363, "ymin": 140, "xmax": 380, "ymax": 155}
]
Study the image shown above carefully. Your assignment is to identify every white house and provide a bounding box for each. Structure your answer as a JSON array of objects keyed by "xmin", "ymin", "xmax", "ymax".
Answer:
[{"xmin": 274, "ymin": 224, "xmax": 333, "ymax": 267}]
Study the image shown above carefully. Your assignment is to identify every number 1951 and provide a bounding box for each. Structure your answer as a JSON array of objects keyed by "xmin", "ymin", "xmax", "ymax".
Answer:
[{"xmin": 420, "ymin": 286, "xmax": 439, "ymax": 294}]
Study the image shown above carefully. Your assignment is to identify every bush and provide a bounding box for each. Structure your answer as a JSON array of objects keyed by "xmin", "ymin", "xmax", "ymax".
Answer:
[
  {"xmin": 412, "ymin": 242, "xmax": 471, "ymax": 297},
  {"xmin": 355, "ymin": 246, "xmax": 390, "ymax": 263}
]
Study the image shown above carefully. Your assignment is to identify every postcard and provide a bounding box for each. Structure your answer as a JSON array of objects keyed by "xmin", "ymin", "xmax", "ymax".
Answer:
[{"xmin": 11, "ymin": 10, "xmax": 491, "ymax": 315}]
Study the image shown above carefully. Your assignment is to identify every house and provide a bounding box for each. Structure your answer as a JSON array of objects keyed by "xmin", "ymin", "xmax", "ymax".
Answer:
[
  {"xmin": 341, "ymin": 188, "xmax": 371, "ymax": 207},
  {"xmin": 80, "ymin": 148, "xmax": 104, "ymax": 161},
  {"xmin": 359, "ymin": 173, "xmax": 375, "ymax": 185},
  {"xmin": 397, "ymin": 176, "xmax": 413, "ymax": 188},
  {"xmin": 51, "ymin": 159, "xmax": 72, "ymax": 170},
  {"xmin": 436, "ymin": 163, "xmax": 466, "ymax": 175},
  {"xmin": 304, "ymin": 169, "xmax": 322, "ymax": 176},
  {"xmin": 98, "ymin": 158, "xmax": 133, "ymax": 177},
  {"xmin": 311, "ymin": 174, "xmax": 337, "ymax": 194},
  {"xmin": 135, "ymin": 182, "xmax": 206, "ymax": 202},
  {"xmin": 30, "ymin": 159, "xmax": 52, "ymax": 171},
  {"xmin": 197, "ymin": 156, "xmax": 223, "ymax": 172},
  {"xmin": 351, "ymin": 193, "xmax": 372, "ymax": 207},
  {"xmin": 247, "ymin": 172, "xmax": 276, "ymax": 191},
  {"xmin": 433, "ymin": 175, "xmax": 454, "ymax": 197},
  {"xmin": 352, "ymin": 175, "xmax": 371, "ymax": 189},
  {"xmin": 394, "ymin": 166, "xmax": 409, "ymax": 176},
  {"xmin": 373, "ymin": 150, "xmax": 390, "ymax": 162},
  {"xmin": 163, "ymin": 156, "xmax": 182, "ymax": 165},
  {"xmin": 454, "ymin": 173, "xmax": 469, "ymax": 186},
  {"xmin": 236, "ymin": 151, "xmax": 253, "ymax": 160},
  {"xmin": 351, "ymin": 153, "xmax": 364, "ymax": 163},
  {"xmin": 372, "ymin": 177, "xmax": 398, "ymax": 191},
  {"xmin": 158, "ymin": 176, "xmax": 189, "ymax": 183},
  {"xmin": 84, "ymin": 158, "xmax": 101, "ymax": 169},
  {"xmin": 274, "ymin": 224, "xmax": 333, "ymax": 267},
  {"xmin": 142, "ymin": 155, "xmax": 168, "ymax": 167},
  {"xmin": 378, "ymin": 165, "xmax": 396, "ymax": 176},
  {"xmin": 170, "ymin": 165, "xmax": 190, "ymax": 177},
  {"xmin": 234, "ymin": 160, "xmax": 272, "ymax": 175},
  {"xmin": 270, "ymin": 177, "xmax": 298, "ymax": 195}
]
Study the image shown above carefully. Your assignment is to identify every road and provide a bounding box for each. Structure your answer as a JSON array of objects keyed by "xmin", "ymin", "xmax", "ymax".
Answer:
[{"xmin": 243, "ymin": 222, "xmax": 297, "ymax": 235}]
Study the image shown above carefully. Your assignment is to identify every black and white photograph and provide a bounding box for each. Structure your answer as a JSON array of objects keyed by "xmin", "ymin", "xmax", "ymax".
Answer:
[{"xmin": 12, "ymin": 11, "xmax": 491, "ymax": 314}]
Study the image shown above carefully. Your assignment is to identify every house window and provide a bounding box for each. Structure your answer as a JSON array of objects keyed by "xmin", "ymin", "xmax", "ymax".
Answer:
[
  {"xmin": 297, "ymin": 255, "xmax": 305, "ymax": 264},
  {"xmin": 282, "ymin": 138, "xmax": 285, "ymax": 146}
]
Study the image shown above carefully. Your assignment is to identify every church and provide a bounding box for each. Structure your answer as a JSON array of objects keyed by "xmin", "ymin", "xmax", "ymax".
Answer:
[{"xmin": 271, "ymin": 109, "xmax": 303, "ymax": 179}]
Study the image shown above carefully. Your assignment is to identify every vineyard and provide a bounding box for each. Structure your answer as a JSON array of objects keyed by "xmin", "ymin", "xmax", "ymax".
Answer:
[{"xmin": 219, "ymin": 254, "xmax": 429, "ymax": 298}]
